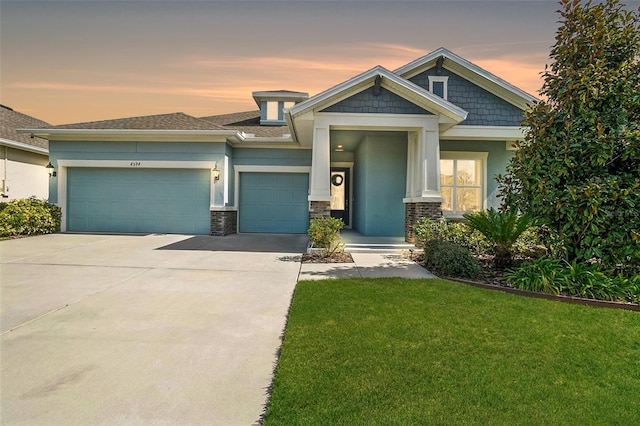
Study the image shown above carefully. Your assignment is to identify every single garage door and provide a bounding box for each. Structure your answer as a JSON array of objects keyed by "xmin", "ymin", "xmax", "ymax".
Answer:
[
  {"xmin": 67, "ymin": 168, "xmax": 211, "ymax": 234},
  {"xmin": 239, "ymin": 172, "xmax": 309, "ymax": 233}
]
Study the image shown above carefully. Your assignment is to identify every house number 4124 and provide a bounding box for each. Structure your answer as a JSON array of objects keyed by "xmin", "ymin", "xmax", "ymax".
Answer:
[{"xmin": 129, "ymin": 162, "xmax": 141, "ymax": 167}]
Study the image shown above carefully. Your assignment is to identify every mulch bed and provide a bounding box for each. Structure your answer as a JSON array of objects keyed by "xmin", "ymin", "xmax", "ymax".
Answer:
[
  {"xmin": 302, "ymin": 252, "xmax": 354, "ymax": 263},
  {"xmin": 407, "ymin": 250, "xmax": 639, "ymax": 311}
]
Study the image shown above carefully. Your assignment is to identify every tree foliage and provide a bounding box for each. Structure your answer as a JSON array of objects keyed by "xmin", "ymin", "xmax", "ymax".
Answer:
[{"xmin": 499, "ymin": 0, "xmax": 640, "ymax": 271}]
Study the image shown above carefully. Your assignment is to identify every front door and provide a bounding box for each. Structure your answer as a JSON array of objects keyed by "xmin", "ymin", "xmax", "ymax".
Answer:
[{"xmin": 330, "ymin": 168, "xmax": 350, "ymax": 226}]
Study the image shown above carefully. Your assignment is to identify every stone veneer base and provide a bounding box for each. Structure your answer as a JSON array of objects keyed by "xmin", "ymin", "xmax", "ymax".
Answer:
[
  {"xmin": 210, "ymin": 210, "xmax": 237, "ymax": 236},
  {"xmin": 405, "ymin": 202, "xmax": 443, "ymax": 243},
  {"xmin": 309, "ymin": 201, "xmax": 331, "ymax": 221}
]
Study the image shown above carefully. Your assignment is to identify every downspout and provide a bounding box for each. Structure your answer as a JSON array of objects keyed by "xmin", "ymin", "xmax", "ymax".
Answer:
[{"xmin": 1, "ymin": 145, "xmax": 7, "ymax": 198}]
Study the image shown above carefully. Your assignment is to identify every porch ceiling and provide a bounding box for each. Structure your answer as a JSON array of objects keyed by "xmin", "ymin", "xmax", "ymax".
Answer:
[{"xmin": 330, "ymin": 130, "xmax": 407, "ymax": 152}]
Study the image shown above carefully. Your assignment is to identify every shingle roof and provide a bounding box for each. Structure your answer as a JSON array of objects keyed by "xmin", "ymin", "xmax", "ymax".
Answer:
[
  {"xmin": 42, "ymin": 112, "xmax": 228, "ymax": 131},
  {"xmin": 0, "ymin": 105, "xmax": 50, "ymax": 150},
  {"xmin": 200, "ymin": 110, "xmax": 290, "ymax": 138}
]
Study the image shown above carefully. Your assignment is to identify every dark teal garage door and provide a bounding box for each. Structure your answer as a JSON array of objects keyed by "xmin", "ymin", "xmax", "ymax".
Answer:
[
  {"xmin": 239, "ymin": 172, "xmax": 309, "ymax": 233},
  {"xmin": 67, "ymin": 168, "xmax": 211, "ymax": 234}
]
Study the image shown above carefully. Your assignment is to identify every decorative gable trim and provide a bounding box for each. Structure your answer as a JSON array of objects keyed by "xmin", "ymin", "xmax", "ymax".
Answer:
[
  {"xmin": 394, "ymin": 47, "xmax": 538, "ymax": 110},
  {"xmin": 288, "ymin": 66, "xmax": 467, "ymax": 124}
]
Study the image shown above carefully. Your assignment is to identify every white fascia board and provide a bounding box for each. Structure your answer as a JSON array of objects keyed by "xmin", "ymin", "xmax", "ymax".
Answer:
[
  {"xmin": 18, "ymin": 128, "xmax": 237, "ymax": 142},
  {"xmin": 440, "ymin": 125, "xmax": 527, "ymax": 141},
  {"xmin": 0, "ymin": 137, "xmax": 49, "ymax": 155},
  {"xmin": 394, "ymin": 47, "xmax": 538, "ymax": 110},
  {"xmin": 284, "ymin": 110, "xmax": 300, "ymax": 145}
]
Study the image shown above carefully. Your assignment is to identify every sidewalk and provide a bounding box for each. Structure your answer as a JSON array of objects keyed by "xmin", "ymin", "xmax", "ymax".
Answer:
[{"xmin": 298, "ymin": 252, "xmax": 437, "ymax": 280}]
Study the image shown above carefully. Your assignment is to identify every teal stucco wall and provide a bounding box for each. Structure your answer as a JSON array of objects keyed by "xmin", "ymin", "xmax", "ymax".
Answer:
[
  {"xmin": 353, "ymin": 132, "xmax": 407, "ymax": 236},
  {"xmin": 47, "ymin": 140, "xmax": 227, "ymax": 205}
]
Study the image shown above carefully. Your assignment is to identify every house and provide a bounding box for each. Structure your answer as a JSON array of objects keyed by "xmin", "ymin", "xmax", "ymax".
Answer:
[
  {"xmin": 21, "ymin": 48, "xmax": 536, "ymax": 242},
  {"xmin": 1, "ymin": 105, "xmax": 50, "ymax": 200}
]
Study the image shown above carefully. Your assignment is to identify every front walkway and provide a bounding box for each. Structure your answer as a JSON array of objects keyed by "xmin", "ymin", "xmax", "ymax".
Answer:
[{"xmin": 300, "ymin": 230, "xmax": 436, "ymax": 280}]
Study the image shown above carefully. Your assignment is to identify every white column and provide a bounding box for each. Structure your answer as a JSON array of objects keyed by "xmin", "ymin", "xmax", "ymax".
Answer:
[
  {"xmin": 405, "ymin": 132, "xmax": 417, "ymax": 198},
  {"xmin": 308, "ymin": 126, "xmax": 331, "ymax": 201},
  {"xmin": 421, "ymin": 129, "xmax": 442, "ymax": 199}
]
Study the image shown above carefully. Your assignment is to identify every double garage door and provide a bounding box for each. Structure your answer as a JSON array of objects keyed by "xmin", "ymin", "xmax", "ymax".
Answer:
[
  {"xmin": 66, "ymin": 168, "xmax": 309, "ymax": 235},
  {"xmin": 67, "ymin": 168, "xmax": 211, "ymax": 234}
]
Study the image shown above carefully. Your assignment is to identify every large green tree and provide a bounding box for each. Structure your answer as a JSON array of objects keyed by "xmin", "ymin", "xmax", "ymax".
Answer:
[{"xmin": 499, "ymin": 0, "xmax": 640, "ymax": 270}]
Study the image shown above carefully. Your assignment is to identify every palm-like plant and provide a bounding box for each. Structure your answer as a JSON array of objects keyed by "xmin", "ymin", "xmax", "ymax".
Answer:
[{"xmin": 463, "ymin": 208, "xmax": 534, "ymax": 269}]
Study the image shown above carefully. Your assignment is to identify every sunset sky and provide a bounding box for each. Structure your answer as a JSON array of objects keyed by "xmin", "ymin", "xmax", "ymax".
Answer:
[{"xmin": 2, "ymin": 0, "xmax": 636, "ymax": 125}]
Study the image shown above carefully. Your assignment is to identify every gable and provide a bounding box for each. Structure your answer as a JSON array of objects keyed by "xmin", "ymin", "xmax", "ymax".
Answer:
[
  {"xmin": 409, "ymin": 68, "xmax": 525, "ymax": 126},
  {"xmin": 320, "ymin": 86, "xmax": 433, "ymax": 115}
]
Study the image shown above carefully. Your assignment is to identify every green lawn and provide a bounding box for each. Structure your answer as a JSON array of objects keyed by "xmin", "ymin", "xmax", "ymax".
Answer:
[{"xmin": 264, "ymin": 278, "xmax": 640, "ymax": 425}]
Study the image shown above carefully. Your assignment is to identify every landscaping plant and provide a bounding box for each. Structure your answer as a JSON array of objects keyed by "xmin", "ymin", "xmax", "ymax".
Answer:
[
  {"xmin": 463, "ymin": 207, "xmax": 534, "ymax": 269},
  {"xmin": 505, "ymin": 257, "xmax": 639, "ymax": 303},
  {"xmin": 307, "ymin": 217, "xmax": 345, "ymax": 257},
  {"xmin": 498, "ymin": 0, "xmax": 640, "ymax": 272},
  {"xmin": 413, "ymin": 217, "xmax": 490, "ymax": 256},
  {"xmin": 0, "ymin": 197, "xmax": 61, "ymax": 237},
  {"xmin": 424, "ymin": 239, "xmax": 479, "ymax": 279}
]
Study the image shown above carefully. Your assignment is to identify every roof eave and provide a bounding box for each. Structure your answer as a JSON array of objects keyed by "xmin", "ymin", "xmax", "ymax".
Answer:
[
  {"xmin": 18, "ymin": 128, "xmax": 238, "ymax": 142},
  {"xmin": 0, "ymin": 137, "xmax": 49, "ymax": 155}
]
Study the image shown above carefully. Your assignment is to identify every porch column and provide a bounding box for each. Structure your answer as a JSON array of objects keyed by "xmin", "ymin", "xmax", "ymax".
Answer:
[
  {"xmin": 403, "ymin": 128, "xmax": 443, "ymax": 243},
  {"xmin": 309, "ymin": 125, "xmax": 331, "ymax": 219},
  {"xmin": 421, "ymin": 129, "xmax": 441, "ymax": 198}
]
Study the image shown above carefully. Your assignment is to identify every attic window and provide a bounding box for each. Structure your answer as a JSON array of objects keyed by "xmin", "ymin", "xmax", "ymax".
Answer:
[
  {"xmin": 266, "ymin": 102, "xmax": 279, "ymax": 121},
  {"xmin": 428, "ymin": 76, "xmax": 449, "ymax": 100}
]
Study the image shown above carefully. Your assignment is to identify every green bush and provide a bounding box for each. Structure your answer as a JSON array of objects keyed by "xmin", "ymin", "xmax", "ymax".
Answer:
[
  {"xmin": 424, "ymin": 239, "xmax": 479, "ymax": 279},
  {"xmin": 308, "ymin": 217, "xmax": 345, "ymax": 257},
  {"xmin": 463, "ymin": 208, "xmax": 534, "ymax": 269},
  {"xmin": 505, "ymin": 258, "xmax": 639, "ymax": 303},
  {"xmin": 504, "ymin": 257, "xmax": 565, "ymax": 295},
  {"xmin": 414, "ymin": 217, "xmax": 490, "ymax": 256},
  {"xmin": 0, "ymin": 198, "xmax": 61, "ymax": 237}
]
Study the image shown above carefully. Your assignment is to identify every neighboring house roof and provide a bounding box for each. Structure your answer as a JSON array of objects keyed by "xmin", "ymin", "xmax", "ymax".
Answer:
[
  {"xmin": 394, "ymin": 47, "xmax": 538, "ymax": 109},
  {"xmin": 0, "ymin": 104, "xmax": 50, "ymax": 154},
  {"xmin": 42, "ymin": 112, "xmax": 227, "ymax": 131},
  {"xmin": 200, "ymin": 110, "xmax": 291, "ymax": 138}
]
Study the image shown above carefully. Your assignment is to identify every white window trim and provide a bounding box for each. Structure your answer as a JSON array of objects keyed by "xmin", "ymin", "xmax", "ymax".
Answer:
[
  {"xmin": 439, "ymin": 151, "xmax": 487, "ymax": 217},
  {"xmin": 428, "ymin": 76, "xmax": 449, "ymax": 100}
]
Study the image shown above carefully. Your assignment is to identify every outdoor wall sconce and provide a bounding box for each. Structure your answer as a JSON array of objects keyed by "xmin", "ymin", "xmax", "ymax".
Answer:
[
  {"xmin": 212, "ymin": 165, "xmax": 220, "ymax": 181},
  {"xmin": 46, "ymin": 162, "xmax": 57, "ymax": 177}
]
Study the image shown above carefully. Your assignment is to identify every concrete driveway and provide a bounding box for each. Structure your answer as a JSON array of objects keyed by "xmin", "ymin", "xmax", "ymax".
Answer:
[{"xmin": 0, "ymin": 233, "xmax": 307, "ymax": 425}]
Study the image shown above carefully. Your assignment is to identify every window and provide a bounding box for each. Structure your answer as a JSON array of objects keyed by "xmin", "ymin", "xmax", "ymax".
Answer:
[
  {"xmin": 266, "ymin": 101, "xmax": 279, "ymax": 120},
  {"xmin": 428, "ymin": 76, "xmax": 449, "ymax": 100},
  {"xmin": 440, "ymin": 152, "xmax": 487, "ymax": 216}
]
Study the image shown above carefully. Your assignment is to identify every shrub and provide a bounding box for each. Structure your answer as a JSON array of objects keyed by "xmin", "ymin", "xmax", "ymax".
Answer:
[
  {"xmin": 413, "ymin": 217, "xmax": 490, "ymax": 256},
  {"xmin": 498, "ymin": 0, "xmax": 640, "ymax": 271},
  {"xmin": 308, "ymin": 217, "xmax": 345, "ymax": 257},
  {"xmin": 561, "ymin": 261, "xmax": 625, "ymax": 301},
  {"xmin": 611, "ymin": 274, "xmax": 640, "ymax": 304},
  {"xmin": 504, "ymin": 257, "xmax": 565, "ymax": 295},
  {"xmin": 424, "ymin": 239, "xmax": 479, "ymax": 279},
  {"xmin": 0, "ymin": 198, "xmax": 61, "ymax": 237},
  {"xmin": 463, "ymin": 208, "xmax": 534, "ymax": 269},
  {"xmin": 505, "ymin": 258, "xmax": 638, "ymax": 303}
]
